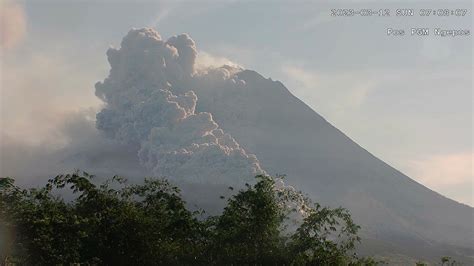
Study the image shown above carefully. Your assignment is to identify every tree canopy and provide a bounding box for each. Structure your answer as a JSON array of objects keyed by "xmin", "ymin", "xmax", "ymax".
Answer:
[{"xmin": 0, "ymin": 172, "xmax": 378, "ymax": 265}]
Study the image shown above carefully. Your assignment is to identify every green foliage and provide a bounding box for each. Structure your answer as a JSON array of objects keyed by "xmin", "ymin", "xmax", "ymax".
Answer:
[
  {"xmin": 440, "ymin": 256, "xmax": 461, "ymax": 266},
  {"xmin": 210, "ymin": 175, "xmax": 286, "ymax": 264},
  {"xmin": 1, "ymin": 172, "xmax": 376, "ymax": 265},
  {"xmin": 415, "ymin": 261, "xmax": 428, "ymax": 266},
  {"xmin": 290, "ymin": 205, "xmax": 360, "ymax": 265}
]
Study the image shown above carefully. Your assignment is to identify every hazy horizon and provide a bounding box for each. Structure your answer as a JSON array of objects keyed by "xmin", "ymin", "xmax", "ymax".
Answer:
[{"xmin": 1, "ymin": 0, "xmax": 472, "ymax": 206}]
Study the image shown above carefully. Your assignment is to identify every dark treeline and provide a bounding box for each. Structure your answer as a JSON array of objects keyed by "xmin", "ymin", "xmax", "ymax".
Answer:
[{"xmin": 0, "ymin": 172, "xmax": 379, "ymax": 265}]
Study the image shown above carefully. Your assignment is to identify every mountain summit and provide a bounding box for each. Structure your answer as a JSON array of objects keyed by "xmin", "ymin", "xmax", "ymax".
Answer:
[
  {"xmin": 91, "ymin": 28, "xmax": 473, "ymax": 263},
  {"xmin": 191, "ymin": 68, "xmax": 474, "ymax": 263}
]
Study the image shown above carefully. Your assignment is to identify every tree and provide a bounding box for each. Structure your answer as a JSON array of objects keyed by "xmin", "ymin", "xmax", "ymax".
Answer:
[
  {"xmin": 1, "ymin": 171, "xmax": 376, "ymax": 265},
  {"xmin": 0, "ymin": 172, "xmax": 203, "ymax": 265},
  {"xmin": 210, "ymin": 176, "xmax": 287, "ymax": 264},
  {"xmin": 440, "ymin": 256, "xmax": 460, "ymax": 266}
]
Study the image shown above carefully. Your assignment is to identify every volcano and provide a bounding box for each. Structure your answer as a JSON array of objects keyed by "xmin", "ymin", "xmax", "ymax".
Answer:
[
  {"xmin": 188, "ymin": 69, "xmax": 474, "ymax": 263},
  {"xmin": 70, "ymin": 28, "xmax": 474, "ymax": 264}
]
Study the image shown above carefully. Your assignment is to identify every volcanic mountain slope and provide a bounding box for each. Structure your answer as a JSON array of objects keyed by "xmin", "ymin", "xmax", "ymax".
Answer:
[
  {"xmin": 54, "ymin": 28, "xmax": 472, "ymax": 263},
  {"xmin": 188, "ymin": 69, "xmax": 474, "ymax": 263}
]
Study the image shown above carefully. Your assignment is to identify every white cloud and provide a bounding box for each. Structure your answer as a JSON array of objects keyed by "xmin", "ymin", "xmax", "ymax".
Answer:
[
  {"xmin": 195, "ymin": 50, "xmax": 242, "ymax": 70},
  {"xmin": 212, "ymin": 44, "xmax": 258, "ymax": 68},
  {"xmin": 407, "ymin": 152, "xmax": 473, "ymax": 205},
  {"xmin": 1, "ymin": 51, "xmax": 102, "ymax": 146},
  {"xmin": 0, "ymin": 0, "xmax": 27, "ymax": 50},
  {"xmin": 148, "ymin": 1, "xmax": 179, "ymax": 28}
]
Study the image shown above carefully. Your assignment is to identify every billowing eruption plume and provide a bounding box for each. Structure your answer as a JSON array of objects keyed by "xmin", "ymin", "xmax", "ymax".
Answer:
[{"xmin": 95, "ymin": 28, "xmax": 264, "ymax": 186}]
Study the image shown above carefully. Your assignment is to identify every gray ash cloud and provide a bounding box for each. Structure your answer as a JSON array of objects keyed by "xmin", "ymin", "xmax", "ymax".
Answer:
[{"xmin": 95, "ymin": 28, "xmax": 264, "ymax": 186}]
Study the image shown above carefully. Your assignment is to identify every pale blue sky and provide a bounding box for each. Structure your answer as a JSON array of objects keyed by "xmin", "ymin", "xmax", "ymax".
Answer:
[{"xmin": 1, "ymin": 0, "xmax": 472, "ymax": 205}]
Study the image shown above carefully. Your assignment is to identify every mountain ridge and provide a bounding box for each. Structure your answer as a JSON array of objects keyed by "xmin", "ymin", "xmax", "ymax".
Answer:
[
  {"xmin": 8, "ymin": 28, "xmax": 469, "ymax": 264},
  {"xmin": 189, "ymin": 67, "xmax": 473, "ymax": 262}
]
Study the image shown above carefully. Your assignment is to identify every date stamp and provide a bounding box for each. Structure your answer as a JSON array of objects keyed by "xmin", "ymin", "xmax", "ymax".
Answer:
[
  {"xmin": 330, "ymin": 7, "xmax": 471, "ymax": 37},
  {"xmin": 330, "ymin": 8, "xmax": 469, "ymax": 17}
]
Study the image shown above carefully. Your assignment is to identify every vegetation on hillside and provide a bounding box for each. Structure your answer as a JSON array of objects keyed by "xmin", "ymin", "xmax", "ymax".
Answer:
[{"xmin": 0, "ymin": 172, "xmax": 379, "ymax": 265}]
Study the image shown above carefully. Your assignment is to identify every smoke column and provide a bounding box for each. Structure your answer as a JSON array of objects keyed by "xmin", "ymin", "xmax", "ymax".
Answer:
[{"xmin": 95, "ymin": 28, "xmax": 264, "ymax": 187}]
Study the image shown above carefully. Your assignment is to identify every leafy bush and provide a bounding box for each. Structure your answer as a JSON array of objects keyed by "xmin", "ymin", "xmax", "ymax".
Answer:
[{"xmin": 0, "ymin": 172, "xmax": 376, "ymax": 265}]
